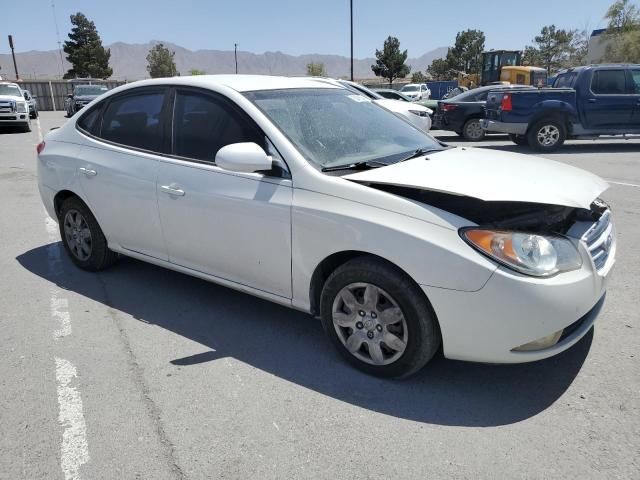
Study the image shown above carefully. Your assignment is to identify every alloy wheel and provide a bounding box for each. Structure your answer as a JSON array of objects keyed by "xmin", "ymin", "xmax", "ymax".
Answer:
[
  {"xmin": 537, "ymin": 125, "xmax": 560, "ymax": 146},
  {"xmin": 332, "ymin": 283, "xmax": 408, "ymax": 366},
  {"xmin": 465, "ymin": 120, "xmax": 484, "ymax": 140},
  {"xmin": 63, "ymin": 209, "xmax": 93, "ymax": 261}
]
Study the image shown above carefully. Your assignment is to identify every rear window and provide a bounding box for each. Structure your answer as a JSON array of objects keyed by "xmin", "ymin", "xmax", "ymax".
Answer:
[
  {"xmin": 591, "ymin": 70, "xmax": 626, "ymax": 95},
  {"xmin": 553, "ymin": 73, "xmax": 577, "ymax": 88}
]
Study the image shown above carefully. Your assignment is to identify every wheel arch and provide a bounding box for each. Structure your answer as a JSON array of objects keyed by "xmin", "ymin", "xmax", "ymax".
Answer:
[
  {"xmin": 308, "ymin": 250, "xmax": 436, "ymax": 320},
  {"xmin": 53, "ymin": 189, "xmax": 89, "ymax": 218}
]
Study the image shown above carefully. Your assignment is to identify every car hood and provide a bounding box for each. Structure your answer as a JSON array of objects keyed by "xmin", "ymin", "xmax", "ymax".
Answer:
[
  {"xmin": 0, "ymin": 95, "xmax": 22, "ymax": 102},
  {"xmin": 343, "ymin": 147, "xmax": 608, "ymax": 209},
  {"xmin": 74, "ymin": 95, "xmax": 100, "ymax": 101}
]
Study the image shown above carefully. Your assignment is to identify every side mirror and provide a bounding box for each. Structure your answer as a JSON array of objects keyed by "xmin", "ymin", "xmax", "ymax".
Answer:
[
  {"xmin": 23, "ymin": 92, "xmax": 29, "ymax": 99},
  {"xmin": 215, "ymin": 142, "xmax": 272, "ymax": 174}
]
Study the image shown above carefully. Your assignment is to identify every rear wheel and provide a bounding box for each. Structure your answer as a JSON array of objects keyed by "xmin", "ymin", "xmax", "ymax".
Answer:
[
  {"xmin": 509, "ymin": 134, "xmax": 529, "ymax": 146},
  {"xmin": 527, "ymin": 119, "xmax": 566, "ymax": 152},
  {"xmin": 320, "ymin": 256, "xmax": 441, "ymax": 378},
  {"xmin": 59, "ymin": 196, "xmax": 118, "ymax": 271},
  {"xmin": 462, "ymin": 118, "xmax": 485, "ymax": 141}
]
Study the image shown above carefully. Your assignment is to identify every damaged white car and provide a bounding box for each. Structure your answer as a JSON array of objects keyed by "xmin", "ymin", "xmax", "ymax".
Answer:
[{"xmin": 37, "ymin": 75, "xmax": 615, "ymax": 378}]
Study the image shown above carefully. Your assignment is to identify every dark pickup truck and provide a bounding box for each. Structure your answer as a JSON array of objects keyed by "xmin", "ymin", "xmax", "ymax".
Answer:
[{"xmin": 482, "ymin": 64, "xmax": 640, "ymax": 151}]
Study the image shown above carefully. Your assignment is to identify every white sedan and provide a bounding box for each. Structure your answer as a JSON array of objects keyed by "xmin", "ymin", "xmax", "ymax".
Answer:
[{"xmin": 37, "ymin": 75, "xmax": 615, "ymax": 378}]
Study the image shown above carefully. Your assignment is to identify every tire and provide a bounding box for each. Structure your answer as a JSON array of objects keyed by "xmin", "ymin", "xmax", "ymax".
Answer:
[
  {"xmin": 58, "ymin": 196, "xmax": 118, "ymax": 271},
  {"xmin": 527, "ymin": 118, "xmax": 566, "ymax": 152},
  {"xmin": 462, "ymin": 118, "xmax": 486, "ymax": 141},
  {"xmin": 319, "ymin": 256, "xmax": 441, "ymax": 378},
  {"xmin": 509, "ymin": 134, "xmax": 529, "ymax": 146}
]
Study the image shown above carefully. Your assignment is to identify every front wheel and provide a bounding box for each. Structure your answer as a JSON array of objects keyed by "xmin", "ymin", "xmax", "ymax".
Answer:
[
  {"xmin": 320, "ymin": 256, "xmax": 441, "ymax": 378},
  {"xmin": 527, "ymin": 119, "xmax": 566, "ymax": 152},
  {"xmin": 462, "ymin": 118, "xmax": 486, "ymax": 141}
]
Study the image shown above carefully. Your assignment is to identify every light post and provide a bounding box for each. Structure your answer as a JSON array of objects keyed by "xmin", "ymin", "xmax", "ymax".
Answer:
[
  {"xmin": 350, "ymin": 0, "xmax": 354, "ymax": 81},
  {"xmin": 234, "ymin": 43, "xmax": 238, "ymax": 74}
]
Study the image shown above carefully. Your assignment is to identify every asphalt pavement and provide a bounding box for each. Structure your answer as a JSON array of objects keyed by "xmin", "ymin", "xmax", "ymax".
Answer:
[{"xmin": 1, "ymin": 112, "xmax": 639, "ymax": 479}]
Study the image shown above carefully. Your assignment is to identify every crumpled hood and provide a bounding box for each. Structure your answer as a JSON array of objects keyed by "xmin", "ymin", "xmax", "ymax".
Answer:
[{"xmin": 343, "ymin": 147, "xmax": 609, "ymax": 209}]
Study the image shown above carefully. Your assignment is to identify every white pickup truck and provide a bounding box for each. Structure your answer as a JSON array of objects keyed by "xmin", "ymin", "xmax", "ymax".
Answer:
[{"xmin": 0, "ymin": 82, "xmax": 31, "ymax": 132}]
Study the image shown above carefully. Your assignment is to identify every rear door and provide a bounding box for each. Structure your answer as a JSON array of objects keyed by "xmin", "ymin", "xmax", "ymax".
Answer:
[
  {"xmin": 582, "ymin": 69, "xmax": 634, "ymax": 129},
  {"xmin": 75, "ymin": 88, "xmax": 169, "ymax": 260},
  {"xmin": 629, "ymin": 68, "xmax": 640, "ymax": 128}
]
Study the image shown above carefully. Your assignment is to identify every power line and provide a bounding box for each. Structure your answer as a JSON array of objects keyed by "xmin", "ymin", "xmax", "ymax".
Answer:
[{"xmin": 51, "ymin": 0, "xmax": 65, "ymax": 78}]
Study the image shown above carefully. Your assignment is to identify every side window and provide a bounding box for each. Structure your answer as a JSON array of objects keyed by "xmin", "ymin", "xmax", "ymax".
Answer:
[
  {"xmin": 630, "ymin": 70, "xmax": 640, "ymax": 94},
  {"xmin": 77, "ymin": 104, "xmax": 103, "ymax": 135},
  {"xmin": 591, "ymin": 70, "xmax": 626, "ymax": 95},
  {"xmin": 100, "ymin": 91, "xmax": 165, "ymax": 151},
  {"xmin": 173, "ymin": 90, "xmax": 263, "ymax": 162},
  {"xmin": 475, "ymin": 91, "xmax": 489, "ymax": 102}
]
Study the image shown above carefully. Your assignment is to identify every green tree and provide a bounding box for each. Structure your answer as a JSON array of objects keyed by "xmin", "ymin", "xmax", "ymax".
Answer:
[
  {"xmin": 427, "ymin": 58, "xmax": 452, "ymax": 80},
  {"xmin": 63, "ymin": 12, "xmax": 112, "ymax": 79},
  {"xmin": 605, "ymin": 0, "xmax": 640, "ymax": 32},
  {"xmin": 411, "ymin": 71, "xmax": 427, "ymax": 83},
  {"xmin": 371, "ymin": 36, "xmax": 411, "ymax": 86},
  {"xmin": 524, "ymin": 25, "xmax": 576, "ymax": 74},
  {"xmin": 445, "ymin": 29, "xmax": 485, "ymax": 76},
  {"xmin": 189, "ymin": 69, "xmax": 206, "ymax": 75},
  {"xmin": 306, "ymin": 62, "xmax": 326, "ymax": 76},
  {"xmin": 146, "ymin": 43, "xmax": 179, "ymax": 78},
  {"xmin": 603, "ymin": 0, "xmax": 640, "ymax": 63}
]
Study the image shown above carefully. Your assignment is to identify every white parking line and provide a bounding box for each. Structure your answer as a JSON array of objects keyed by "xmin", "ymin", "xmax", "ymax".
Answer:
[
  {"xmin": 607, "ymin": 180, "xmax": 640, "ymax": 188},
  {"xmin": 35, "ymin": 117, "xmax": 43, "ymax": 143},
  {"xmin": 55, "ymin": 357, "xmax": 90, "ymax": 480},
  {"xmin": 46, "ymin": 211, "xmax": 89, "ymax": 478}
]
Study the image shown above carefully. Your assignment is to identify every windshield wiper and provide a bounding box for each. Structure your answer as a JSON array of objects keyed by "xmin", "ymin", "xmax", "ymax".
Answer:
[
  {"xmin": 321, "ymin": 160, "xmax": 388, "ymax": 172},
  {"xmin": 398, "ymin": 147, "xmax": 445, "ymax": 163}
]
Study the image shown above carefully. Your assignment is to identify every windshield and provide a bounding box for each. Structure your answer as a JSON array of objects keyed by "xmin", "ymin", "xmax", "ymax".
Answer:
[
  {"xmin": 400, "ymin": 85, "xmax": 419, "ymax": 92},
  {"xmin": 74, "ymin": 85, "xmax": 108, "ymax": 96},
  {"xmin": 0, "ymin": 84, "xmax": 21, "ymax": 96},
  {"xmin": 244, "ymin": 88, "xmax": 442, "ymax": 169}
]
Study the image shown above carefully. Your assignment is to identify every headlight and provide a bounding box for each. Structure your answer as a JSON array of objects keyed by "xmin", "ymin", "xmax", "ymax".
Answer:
[
  {"xmin": 460, "ymin": 229, "xmax": 582, "ymax": 277},
  {"xmin": 16, "ymin": 102, "xmax": 27, "ymax": 113},
  {"xmin": 409, "ymin": 109, "xmax": 429, "ymax": 117}
]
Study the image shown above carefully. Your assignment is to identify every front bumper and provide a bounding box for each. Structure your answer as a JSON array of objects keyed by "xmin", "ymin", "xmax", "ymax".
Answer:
[
  {"xmin": 481, "ymin": 119, "xmax": 527, "ymax": 135},
  {"xmin": 423, "ymin": 232, "xmax": 615, "ymax": 363},
  {"xmin": 0, "ymin": 113, "xmax": 29, "ymax": 125}
]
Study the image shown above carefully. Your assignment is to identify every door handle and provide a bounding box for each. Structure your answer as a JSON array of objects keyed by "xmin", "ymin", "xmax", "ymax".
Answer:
[
  {"xmin": 160, "ymin": 185, "xmax": 185, "ymax": 196},
  {"xmin": 588, "ymin": 98, "xmax": 597, "ymax": 103},
  {"xmin": 78, "ymin": 167, "xmax": 97, "ymax": 176}
]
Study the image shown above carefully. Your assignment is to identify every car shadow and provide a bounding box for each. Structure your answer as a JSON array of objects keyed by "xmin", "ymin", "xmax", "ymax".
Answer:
[
  {"xmin": 475, "ymin": 142, "xmax": 640, "ymax": 155},
  {"xmin": 17, "ymin": 243, "xmax": 593, "ymax": 427},
  {"xmin": 0, "ymin": 125, "xmax": 31, "ymax": 134}
]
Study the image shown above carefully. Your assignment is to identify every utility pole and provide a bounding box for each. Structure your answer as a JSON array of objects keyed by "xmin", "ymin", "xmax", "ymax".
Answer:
[
  {"xmin": 350, "ymin": 0, "xmax": 354, "ymax": 81},
  {"xmin": 8, "ymin": 35, "xmax": 19, "ymax": 80},
  {"xmin": 234, "ymin": 43, "xmax": 238, "ymax": 74},
  {"xmin": 51, "ymin": 0, "xmax": 65, "ymax": 78}
]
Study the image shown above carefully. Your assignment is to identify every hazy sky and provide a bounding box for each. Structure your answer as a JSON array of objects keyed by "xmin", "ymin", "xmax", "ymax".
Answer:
[{"xmin": 2, "ymin": 0, "xmax": 617, "ymax": 58}]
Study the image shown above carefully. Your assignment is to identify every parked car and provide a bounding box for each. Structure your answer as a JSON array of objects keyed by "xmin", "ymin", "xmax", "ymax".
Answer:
[
  {"xmin": 373, "ymin": 89, "xmax": 415, "ymax": 102},
  {"xmin": 22, "ymin": 89, "xmax": 38, "ymax": 119},
  {"xmin": 399, "ymin": 83, "xmax": 431, "ymax": 100},
  {"xmin": 0, "ymin": 82, "xmax": 31, "ymax": 131},
  {"xmin": 37, "ymin": 75, "xmax": 615, "ymax": 378},
  {"xmin": 323, "ymin": 79, "xmax": 432, "ymax": 132},
  {"xmin": 65, "ymin": 84, "xmax": 109, "ymax": 117},
  {"xmin": 482, "ymin": 64, "xmax": 640, "ymax": 151},
  {"xmin": 434, "ymin": 85, "xmax": 534, "ymax": 140}
]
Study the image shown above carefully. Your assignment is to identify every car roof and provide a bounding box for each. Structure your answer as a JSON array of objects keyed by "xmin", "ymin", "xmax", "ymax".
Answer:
[{"xmin": 113, "ymin": 75, "xmax": 341, "ymax": 93}]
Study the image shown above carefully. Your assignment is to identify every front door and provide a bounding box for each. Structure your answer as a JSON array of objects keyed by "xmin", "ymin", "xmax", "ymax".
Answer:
[
  {"xmin": 156, "ymin": 88, "xmax": 293, "ymax": 298},
  {"xmin": 583, "ymin": 69, "xmax": 634, "ymax": 129}
]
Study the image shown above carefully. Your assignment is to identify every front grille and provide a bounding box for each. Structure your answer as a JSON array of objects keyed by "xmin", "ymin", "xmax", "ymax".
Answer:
[
  {"xmin": 582, "ymin": 210, "xmax": 613, "ymax": 272},
  {"xmin": 0, "ymin": 101, "xmax": 16, "ymax": 113}
]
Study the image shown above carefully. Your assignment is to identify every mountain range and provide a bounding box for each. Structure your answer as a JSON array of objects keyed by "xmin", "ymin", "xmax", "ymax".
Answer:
[{"xmin": 0, "ymin": 41, "xmax": 448, "ymax": 81}]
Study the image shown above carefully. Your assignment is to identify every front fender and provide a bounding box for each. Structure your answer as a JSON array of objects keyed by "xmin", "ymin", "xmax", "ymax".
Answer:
[{"xmin": 290, "ymin": 188, "xmax": 497, "ymax": 311}]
